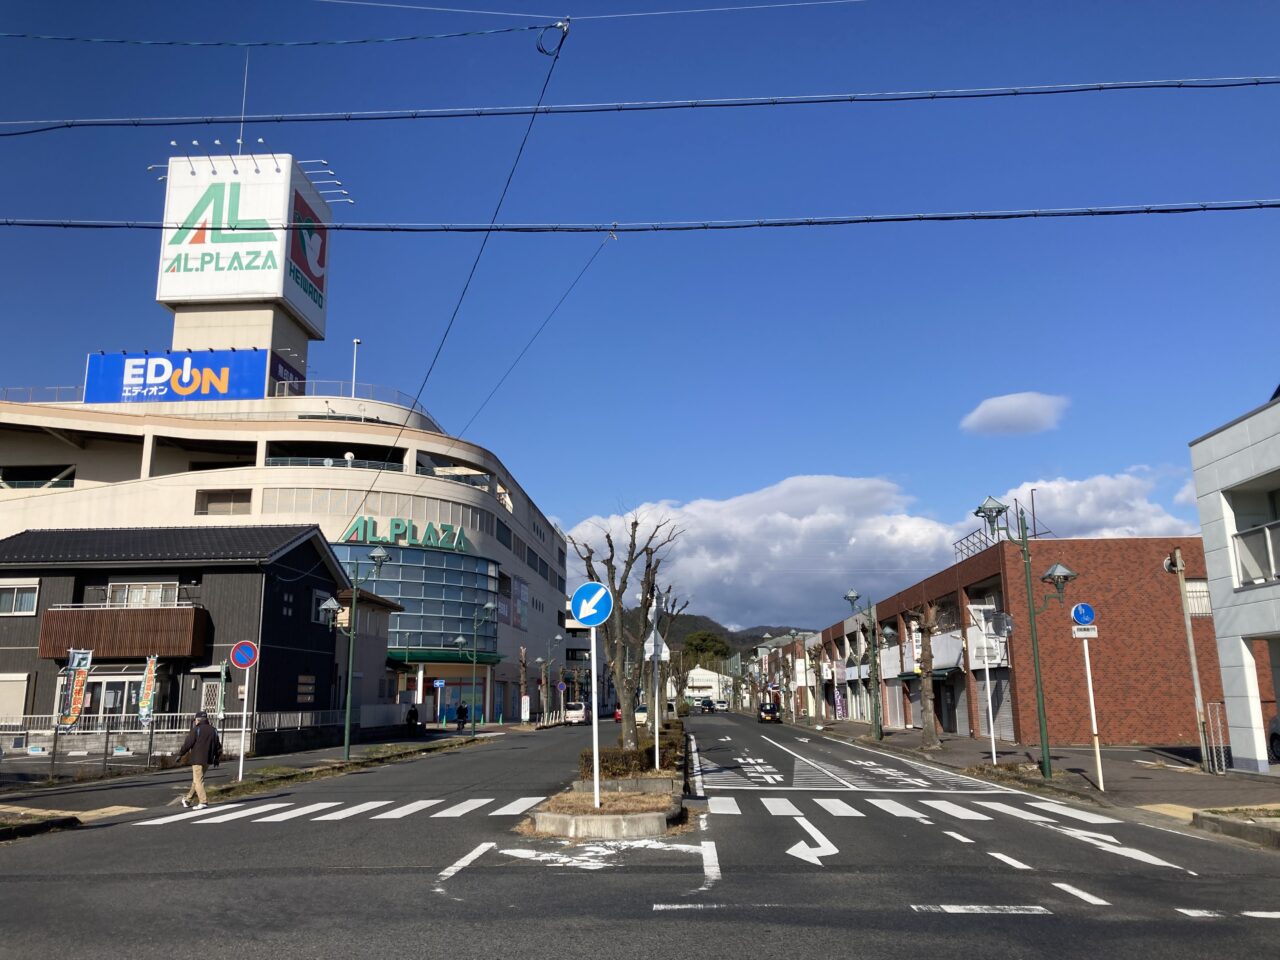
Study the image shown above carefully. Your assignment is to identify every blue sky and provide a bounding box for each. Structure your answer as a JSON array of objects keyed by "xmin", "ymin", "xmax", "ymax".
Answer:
[{"xmin": 2, "ymin": 1, "xmax": 1278, "ymax": 626}]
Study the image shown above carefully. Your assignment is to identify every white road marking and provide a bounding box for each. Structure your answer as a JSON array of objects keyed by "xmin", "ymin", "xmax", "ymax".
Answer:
[
  {"xmin": 866, "ymin": 798, "xmax": 924, "ymax": 819},
  {"xmin": 988, "ymin": 852, "xmax": 1032, "ymax": 870},
  {"xmin": 786, "ymin": 816, "xmax": 838, "ymax": 866},
  {"xmin": 373, "ymin": 800, "xmax": 445, "ymax": 819},
  {"xmin": 760, "ymin": 735, "xmax": 857, "ymax": 789},
  {"xmin": 913, "ymin": 905, "xmax": 1051, "ymax": 915},
  {"xmin": 699, "ymin": 841, "xmax": 721, "ymax": 891},
  {"xmin": 690, "ymin": 735, "xmax": 706, "ymax": 796},
  {"xmin": 254, "ymin": 802, "xmax": 343, "ymax": 822},
  {"xmin": 134, "ymin": 803, "xmax": 246, "ymax": 825},
  {"xmin": 500, "ymin": 849, "xmax": 608, "ymax": 870},
  {"xmin": 795, "ymin": 737, "xmax": 810, "ymax": 743},
  {"xmin": 198, "ymin": 803, "xmax": 292, "ymax": 823},
  {"xmin": 974, "ymin": 801, "xmax": 1056, "ymax": 822},
  {"xmin": 313, "ymin": 801, "xmax": 394, "ymax": 820},
  {"xmin": 435, "ymin": 842, "xmax": 496, "ymax": 891},
  {"xmin": 920, "ymin": 800, "xmax": 991, "ymax": 821},
  {"xmin": 1052, "ymin": 883, "xmax": 1110, "ymax": 905},
  {"xmin": 653, "ymin": 903, "xmax": 781, "ymax": 912},
  {"xmin": 489, "ymin": 797, "xmax": 544, "ymax": 816},
  {"xmin": 821, "ymin": 738, "xmax": 1020, "ymax": 794},
  {"xmin": 1177, "ymin": 909, "xmax": 1223, "ymax": 918},
  {"xmin": 1241, "ymin": 911, "xmax": 1280, "ymax": 919},
  {"xmin": 1028, "ymin": 801, "xmax": 1120, "ymax": 824},
  {"xmin": 708, "ymin": 797, "xmax": 741, "ymax": 815},
  {"xmin": 943, "ymin": 831, "xmax": 973, "ymax": 843},
  {"xmin": 762, "ymin": 798, "xmax": 802, "ymax": 817},
  {"xmin": 432, "ymin": 798, "xmax": 494, "ymax": 818},
  {"xmin": 813, "ymin": 798, "xmax": 863, "ymax": 817},
  {"xmin": 1040, "ymin": 823, "xmax": 1186, "ymax": 872}
]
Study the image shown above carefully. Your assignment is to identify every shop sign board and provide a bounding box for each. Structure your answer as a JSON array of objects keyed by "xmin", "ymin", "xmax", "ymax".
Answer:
[
  {"xmin": 84, "ymin": 350, "xmax": 269, "ymax": 403},
  {"xmin": 340, "ymin": 516, "xmax": 470, "ymax": 552}
]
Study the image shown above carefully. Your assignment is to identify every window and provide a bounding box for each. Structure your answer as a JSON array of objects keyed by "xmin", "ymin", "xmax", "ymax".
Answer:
[
  {"xmin": 496, "ymin": 520, "xmax": 512, "ymax": 549},
  {"xmin": 0, "ymin": 580, "xmax": 38, "ymax": 616},
  {"xmin": 195, "ymin": 489, "xmax": 252, "ymax": 516},
  {"xmin": 107, "ymin": 582, "xmax": 177, "ymax": 607},
  {"xmin": 282, "ymin": 590, "xmax": 295, "ymax": 618},
  {"xmin": 1186, "ymin": 579, "xmax": 1212, "ymax": 617}
]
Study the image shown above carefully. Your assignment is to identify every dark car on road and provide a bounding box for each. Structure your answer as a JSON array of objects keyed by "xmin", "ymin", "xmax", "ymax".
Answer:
[
  {"xmin": 758, "ymin": 703, "xmax": 781, "ymax": 723},
  {"xmin": 700, "ymin": 698, "xmax": 715, "ymax": 714}
]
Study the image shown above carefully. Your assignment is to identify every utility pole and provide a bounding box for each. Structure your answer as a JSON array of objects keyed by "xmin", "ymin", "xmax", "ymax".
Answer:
[{"xmin": 1166, "ymin": 547, "xmax": 1211, "ymax": 771}]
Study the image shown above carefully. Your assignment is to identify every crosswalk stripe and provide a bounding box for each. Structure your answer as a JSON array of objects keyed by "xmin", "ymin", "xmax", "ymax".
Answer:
[
  {"xmin": 432, "ymin": 798, "xmax": 494, "ymax": 818},
  {"xmin": 866, "ymin": 798, "xmax": 924, "ymax": 819},
  {"xmin": 198, "ymin": 803, "xmax": 293, "ymax": 823},
  {"xmin": 708, "ymin": 797, "xmax": 741, "ymax": 815},
  {"xmin": 312, "ymin": 801, "xmax": 394, "ymax": 821},
  {"xmin": 988, "ymin": 852, "xmax": 1032, "ymax": 870},
  {"xmin": 920, "ymin": 800, "xmax": 992, "ymax": 821},
  {"xmin": 1053, "ymin": 883, "xmax": 1110, "ymax": 905},
  {"xmin": 372, "ymin": 800, "xmax": 445, "ymax": 820},
  {"xmin": 135, "ymin": 803, "xmax": 246, "ymax": 825},
  {"xmin": 813, "ymin": 798, "xmax": 863, "ymax": 817},
  {"xmin": 762, "ymin": 798, "xmax": 802, "ymax": 817},
  {"xmin": 254, "ymin": 802, "xmax": 343, "ymax": 822},
  {"xmin": 489, "ymin": 797, "xmax": 545, "ymax": 816},
  {"xmin": 1028, "ymin": 801, "xmax": 1120, "ymax": 825},
  {"xmin": 974, "ymin": 801, "xmax": 1055, "ymax": 822}
]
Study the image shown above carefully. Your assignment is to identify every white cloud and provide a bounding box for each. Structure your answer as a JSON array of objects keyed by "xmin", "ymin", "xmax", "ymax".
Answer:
[
  {"xmin": 960, "ymin": 392, "xmax": 1069, "ymax": 435},
  {"xmin": 1173, "ymin": 478, "xmax": 1197, "ymax": 506},
  {"xmin": 566, "ymin": 471, "xmax": 1195, "ymax": 628}
]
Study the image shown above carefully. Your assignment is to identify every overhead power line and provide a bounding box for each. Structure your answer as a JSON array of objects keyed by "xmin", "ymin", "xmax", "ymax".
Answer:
[
  {"xmin": 0, "ymin": 22, "xmax": 561, "ymax": 46},
  {"xmin": 313, "ymin": 0, "xmax": 870, "ymax": 19},
  {"xmin": 4, "ymin": 75, "xmax": 1274, "ymax": 139},
  {"xmin": 7, "ymin": 199, "xmax": 1278, "ymax": 234}
]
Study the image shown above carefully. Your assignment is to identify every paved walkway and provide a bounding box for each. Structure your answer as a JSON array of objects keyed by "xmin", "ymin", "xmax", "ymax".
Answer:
[{"xmin": 793, "ymin": 716, "xmax": 1280, "ymax": 822}]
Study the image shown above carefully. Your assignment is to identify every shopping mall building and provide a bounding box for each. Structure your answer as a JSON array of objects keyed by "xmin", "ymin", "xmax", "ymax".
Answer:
[{"xmin": 0, "ymin": 153, "xmax": 568, "ymax": 729}]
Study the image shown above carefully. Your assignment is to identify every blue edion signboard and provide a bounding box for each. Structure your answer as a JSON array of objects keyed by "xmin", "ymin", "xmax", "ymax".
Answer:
[{"xmin": 84, "ymin": 350, "xmax": 269, "ymax": 403}]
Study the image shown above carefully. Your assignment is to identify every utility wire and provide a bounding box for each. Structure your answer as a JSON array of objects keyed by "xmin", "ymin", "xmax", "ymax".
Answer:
[
  {"xmin": 572, "ymin": 0, "xmax": 869, "ymax": 20},
  {"xmin": 313, "ymin": 0, "xmax": 561, "ymax": 18},
  {"xmin": 9, "ymin": 199, "xmax": 1279, "ymax": 233},
  {"xmin": 4, "ymin": 75, "xmax": 1274, "ymax": 138},
  {"xmin": 0, "ymin": 22, "xmax": 559, "ymax": 47}
]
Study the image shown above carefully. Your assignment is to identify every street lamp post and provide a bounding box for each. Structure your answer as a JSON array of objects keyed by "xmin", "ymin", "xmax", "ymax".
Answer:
[
  {"xmin": 974, "ymin": 497, "xmax": 1077, "ymax": 780},
  {"xmin": 844, "ymin": 589, "xmax": 882, "ymax": 741},
  {"xmin": 320, "ymin": 543, "xmax": 389, "ymax": 762},
  {"xmin": 452, "ymin": 601, "xmax": 497, "ymax": 738}
]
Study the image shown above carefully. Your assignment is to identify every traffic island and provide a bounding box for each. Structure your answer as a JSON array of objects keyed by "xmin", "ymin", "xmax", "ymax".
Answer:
[
  {"xmin": 0, "ymin": 814, "xmax": 81, "ymax": 842},
  {"xmin": 530, "ymin": 790, "xmax": 684, "ymax": 839},
  {"xmin": 1191, "ymin": 808, "xmax": 1280, "ymax": 850}
]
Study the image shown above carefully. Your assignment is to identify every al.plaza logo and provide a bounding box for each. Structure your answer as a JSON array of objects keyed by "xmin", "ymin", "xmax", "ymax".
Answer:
[
  {"xmin": 288, "ymin": 190, "xmax": 326, "ymax": 311},
  {"xmin": 341, "ymin": 516, "xmax": 470, "ymax": 553},
  {"xmin": 163, "ymin": 182, "xmax": 279, "ymax": 275}
]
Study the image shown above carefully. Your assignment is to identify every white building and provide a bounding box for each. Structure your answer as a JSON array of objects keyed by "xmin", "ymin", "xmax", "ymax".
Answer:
[
  {"xmin": 1190, "ymin": 393, "xmax": 1280, "ymax": 771},
  {"xmin": 0, "ymin": 153, "xmax": 567, "ymax": 728}
]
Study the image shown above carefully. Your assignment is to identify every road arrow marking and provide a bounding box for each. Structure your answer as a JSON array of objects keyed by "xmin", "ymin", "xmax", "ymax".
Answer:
[
  {"xmin": 795, "ymin": 737, "xmax": 810, "ymax": 743},
  {"xmin": 578, "ymin": 585, "xmax": 608, "ymax": 620},
  {"xmin": 1040, "ymin": 823, "xmax": 1185, "ymax": 871},
  {"xmin": 786, "ymin": 816, "xmax": 838, "ymax": 866}
]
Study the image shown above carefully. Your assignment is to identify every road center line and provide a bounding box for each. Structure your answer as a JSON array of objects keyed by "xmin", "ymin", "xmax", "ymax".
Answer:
[
  {"xmin": 988, "ymin": 852, "xmax": 1033, "ymax": 870},
  {"xmin": 1052, "ymin": 883, "xmax": 1110, "ymax": 905},
  {"xmin": 913, "ymin": 905, "xmax": 1051, "ymax": 915},
  {"xmin": 760, "ymin": 735, "xmax": 857, "ymax": 789},
  {"xmin": 434, "ymin": 842, "xmax": 495, "ymax": 891}
]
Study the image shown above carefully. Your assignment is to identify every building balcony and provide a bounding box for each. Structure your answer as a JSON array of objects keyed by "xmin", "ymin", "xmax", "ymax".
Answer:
[
  {"xmin": 38, "ymin": 603, "xmax": 210, "ymax": 659},
  {"xmin": 1234, "ymin": 520, "xmax": 1280, "ymax": 587},
  {"xmin": 264, "ymin": 456, "xmax": 404, "ymax": 473}
]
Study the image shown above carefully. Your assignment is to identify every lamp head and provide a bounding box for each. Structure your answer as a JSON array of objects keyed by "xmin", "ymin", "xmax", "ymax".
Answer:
[
  {"xmin": 843, "ymin": 588, "xmax": 859, "ymax": 608},
  {"xmin": 368, "ymin": 544, "xmax": 390, "ymax": 571},
  {"xmin": 452, "ymin": 635, "xmax": 466, "ymax": 646},
  {"xmin": 974, "ymin": 496, "xmax": 1010, "ymax": 535},
  {"xmin": 880, "ymin": 624, "xmax": 898, "ymax": 645},
  {"xmin": 1041, "ymin": 562, "xmax": 1078, "ymax": 596},
  {"xmin": 318, "ymin": 595, "xmax": 341, "ymax": 621}
]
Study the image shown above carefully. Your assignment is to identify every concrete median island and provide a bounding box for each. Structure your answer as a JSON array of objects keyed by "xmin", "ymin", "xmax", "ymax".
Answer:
[{"xmin": 530, "ymin": 787, "xmax": 684, "ymax": 839}]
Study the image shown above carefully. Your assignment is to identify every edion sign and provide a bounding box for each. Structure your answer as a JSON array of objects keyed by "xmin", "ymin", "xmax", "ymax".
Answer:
[
  {"xmin": 83, "ymin": 351, "xmax": 268, "ymax": 403},
  {"xmin": 156, "ymin": 153, "xmax": 331, "ymax": 339}
]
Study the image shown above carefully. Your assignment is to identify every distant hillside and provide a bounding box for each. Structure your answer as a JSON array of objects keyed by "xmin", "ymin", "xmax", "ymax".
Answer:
[
  {"xmin": 617, "ymin": 609, "xmax": 812, "ymax": 651},
  {"xmin": 729, "ymin": 625, "xmax": 816, "ymax": 649}
]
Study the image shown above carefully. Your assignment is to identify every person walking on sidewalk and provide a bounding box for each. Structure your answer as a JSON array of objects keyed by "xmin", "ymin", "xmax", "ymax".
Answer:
[
  {"xmin": 177, "ymin": 711, "xmax": 221, "ymax": 810},
  {"xmin": 455, "ymin": 701, "xmax": 468, "ymax": 733}
]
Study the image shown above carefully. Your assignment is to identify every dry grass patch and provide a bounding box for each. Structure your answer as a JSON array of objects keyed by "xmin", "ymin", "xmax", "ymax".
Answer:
[
  {"xmin": 1207, "ymin": 806, "xmax": 1280, "ymax": 820},
  {"xmin": 543, "ymin": 791, "xmax": 674, "ymax": 815}
]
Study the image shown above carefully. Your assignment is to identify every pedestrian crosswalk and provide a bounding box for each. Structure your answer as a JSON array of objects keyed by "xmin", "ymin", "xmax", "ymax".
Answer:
[
  {"xmin": 134, "ymin": 796, "xmax": 546, "ymax": 826},
  {"xmin": 705, "ymin": 794, "xmax": 1121, "ymax": 827}
]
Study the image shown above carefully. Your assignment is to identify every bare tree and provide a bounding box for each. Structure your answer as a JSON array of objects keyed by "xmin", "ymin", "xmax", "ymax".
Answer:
[
  {"xmin": 804, "ymin": 636, "xmax": 827, "ymax": 723},
  {"xmin": 518, "ymin": 646, "xmax": 528, "ymax": 723},
  {"xmin": 908, "ymin": 601, "xmax": 942, "ymax": 751},
  {"xmin": 570, "ymin": 514, "xmax": 683, "ymax": 750}
]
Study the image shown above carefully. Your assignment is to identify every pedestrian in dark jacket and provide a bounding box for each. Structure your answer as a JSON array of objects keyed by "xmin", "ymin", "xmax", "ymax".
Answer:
[
  {"xmin": 405, "ymin": 704, "xmax": 419, "ymax": 735},
  {"xmin": 177, "ymin": 711, "xmax": 220, "ymax": 810},
  {"xmin": 455, "ymin": 701, "xmax": 468, "ymax": 732}
]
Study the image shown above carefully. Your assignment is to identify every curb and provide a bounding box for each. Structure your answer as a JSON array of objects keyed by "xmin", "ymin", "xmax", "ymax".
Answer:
[
  {"xmin": 1191, "ymin": 811, "xmax": 1280, "ymax": 850},
  {"xmin": 0, "ymin": 815, "xmax": 80, "ymax": 842},
  {"xmin": 530, "ymin": 799, "xmax": 683, "ymax": 839}
]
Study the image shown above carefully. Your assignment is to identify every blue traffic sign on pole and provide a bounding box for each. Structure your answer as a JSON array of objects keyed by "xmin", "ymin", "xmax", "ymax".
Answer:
[
  {"xmin": 1070, "ymin": 603, "xmax": 1096, "ymax": 626},
  {"xmin": 230, "ymin": 640, "xmax": 259, "ymax": 670},
  {"xmin": 433, "ymin": 678, "xmax": 446, "ymax": 689},
  {"xmin": 571, "ymin": 581, "xmax": 614, "ymax": 628}
]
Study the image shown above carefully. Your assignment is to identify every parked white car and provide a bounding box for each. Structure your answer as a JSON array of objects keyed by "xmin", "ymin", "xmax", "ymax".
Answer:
[
  {"xmin": 715, "ymin": 700, "xmax": 729, "ymax": 712},
  {"xmin": 565, "ymin": 701, "xmax": 587, "ymax": 725}
]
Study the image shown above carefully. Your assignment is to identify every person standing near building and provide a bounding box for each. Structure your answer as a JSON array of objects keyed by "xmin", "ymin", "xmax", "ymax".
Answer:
[
  {"xmin": 177, "ymin": 711, "xmax": 221, "ymax": 810},
  {"xmin": 455, "ymin": 700, "xmax": 468, "ymax": 733}
]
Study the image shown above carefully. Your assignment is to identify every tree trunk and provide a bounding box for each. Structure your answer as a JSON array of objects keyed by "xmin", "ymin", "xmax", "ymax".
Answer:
[
  {"xmin": 518, "ymin": 647, "xmax": 528, "ymax": 721},
  {"xmin": 918, "ymin": 606, "xmax": 942, "ymax": 751}
]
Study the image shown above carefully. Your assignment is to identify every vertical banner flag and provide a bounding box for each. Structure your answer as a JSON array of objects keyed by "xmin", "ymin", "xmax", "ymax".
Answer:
[
  {"xmin": 138, "ymin": 655, "xmax": 159, "ymax": 727},
  {"xmin": 58, "ymin": 649, "xmax": 94, "ymax": 731}
]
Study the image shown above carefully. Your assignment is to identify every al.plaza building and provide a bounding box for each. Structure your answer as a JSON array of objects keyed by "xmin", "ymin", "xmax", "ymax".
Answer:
[{"xmin": 0, "ymin": 153, "xmax": 568, "ymax": 728}]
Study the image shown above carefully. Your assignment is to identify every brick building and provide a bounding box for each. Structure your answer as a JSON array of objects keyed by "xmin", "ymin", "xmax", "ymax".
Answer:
[{"xmin": 817, "ymin": 535, "xmax": 1276, "ymax": 748}]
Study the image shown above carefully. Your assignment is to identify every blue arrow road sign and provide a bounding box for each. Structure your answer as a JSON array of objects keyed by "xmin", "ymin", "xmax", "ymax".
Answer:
[
  {"xmin": 571, "ymin": 581, "xmax": 614, "ymax": 627},
  {"xmin": 1070, "ymin": 603, "xmax": 1096, "ymax": 626},
  {"xmin": 433, "ymin": 679, "xmax": 446, "ymax": 688}
]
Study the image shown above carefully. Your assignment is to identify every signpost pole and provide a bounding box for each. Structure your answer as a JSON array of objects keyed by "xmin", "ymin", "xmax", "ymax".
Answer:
[
  {"xmin": 982, "ymin": 636, "xmax": 997, "ymax": 765},
  {"xmin": 238, "ymin": 661, "xmax": 251, "ymax": 783},
  {"xmin": 1081, "ymin": 634, "xmax": 1104, "ymax": 792},
  {"xmin": 590, "ymin": 625, "xmax": 601, "ymax": 809}
]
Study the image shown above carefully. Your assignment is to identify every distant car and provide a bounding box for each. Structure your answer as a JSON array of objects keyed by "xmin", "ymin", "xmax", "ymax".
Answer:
[
  {"xmin": 565, "ymin": 701, "xmax": 587, "ymax": 725},
  {"xmin": 715, "ymin": 699, "xmax": 729, "ymax": 713},
  {"xmin": 613, "ymin": 706, "xmax": 622, "ymax": 723},
  {"xmin": 635, "ymin": 705, "xmax": 649, "ymax": 725},
  {"xmin": 701, "ymin": 698, "xmax": 715, "ymax": 713},
  {"xmin": 758, "ymin": 703, "xmax": 781, "ymax": 723}
]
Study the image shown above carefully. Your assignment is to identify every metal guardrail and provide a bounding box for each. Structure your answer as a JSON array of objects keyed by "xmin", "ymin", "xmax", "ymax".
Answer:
[
  {"xmin": 272, "ymin": 379, "xmax": 434, "ymax": 417},
  {"xmin": 0, "ymin": 385, "xmax": 84, "ymax": 404},
  {"xmin": 415, "ymin": 466, "xmax": 491, "ymax": 490},
  {"xmin": 0, "ymin": 710, "xmax": 346, "ymax": 735},
  {"xmin": 264, "ymin": 457, "xmax": 404, "ymax": 473},
  {"xmin": 51, "ymin": 601, "xmax": 198, "ymax": 610},
  {"xmin": 0, "ymin": 478, "xmax": 74, "ymax": 489}
]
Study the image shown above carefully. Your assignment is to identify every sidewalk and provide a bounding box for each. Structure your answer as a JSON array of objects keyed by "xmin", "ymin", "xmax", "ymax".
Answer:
[
  {"xmin": 0, "ymin": 722, "xmax": 528, "ymax": 821},
  {"xmin": 806, "ymin": 716, "xmax": 1280, "ymax": 823}
]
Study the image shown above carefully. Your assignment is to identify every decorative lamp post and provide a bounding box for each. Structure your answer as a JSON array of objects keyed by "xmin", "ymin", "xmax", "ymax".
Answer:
[
  {"xmin": 320, "ymin": 543, "xmax": 389, "ymax": 762},
  {"xmin": 974, "ymin": 496, "xmax": 1077, "ymax": 779},
  {"xmin": 451, "ymin": 601, "xmax": 497, "ymax": 738}
]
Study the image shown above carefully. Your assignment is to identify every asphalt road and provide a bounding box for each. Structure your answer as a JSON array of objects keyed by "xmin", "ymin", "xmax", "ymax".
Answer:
[{"xmin": 2, "ymin": 714, "xmax": 1279, "ymax": 960}]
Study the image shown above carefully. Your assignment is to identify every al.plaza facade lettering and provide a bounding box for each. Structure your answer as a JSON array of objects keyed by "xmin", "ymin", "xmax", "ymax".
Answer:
[{"xmin": 340, "ymin": 516, "xmax": 470, "ymax": 552}]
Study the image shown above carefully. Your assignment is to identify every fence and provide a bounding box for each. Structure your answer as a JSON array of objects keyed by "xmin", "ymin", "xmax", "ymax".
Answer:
[{"xmin": 1205, "ymin": 700, "xmax": 1230, "ymax": 774}]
